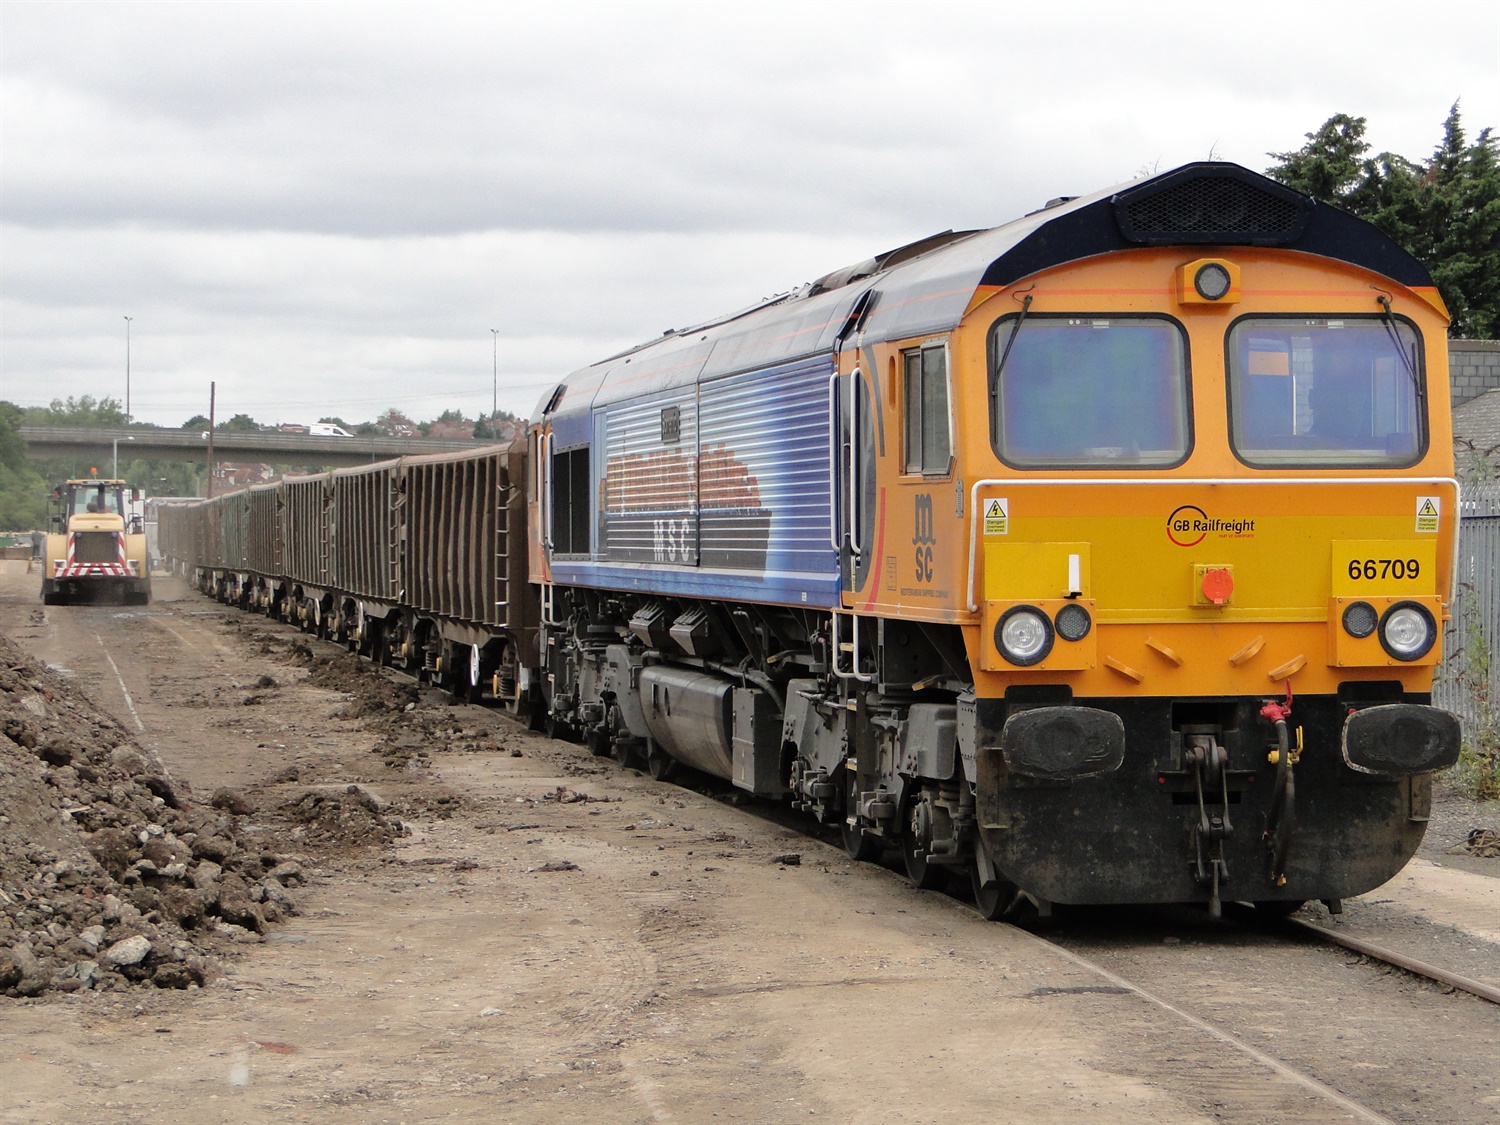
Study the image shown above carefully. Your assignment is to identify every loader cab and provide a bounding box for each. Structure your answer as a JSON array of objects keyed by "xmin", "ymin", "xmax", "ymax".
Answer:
[{"xmin": 56, "ymin": 479, "xmax": 138, "ymax": 532}]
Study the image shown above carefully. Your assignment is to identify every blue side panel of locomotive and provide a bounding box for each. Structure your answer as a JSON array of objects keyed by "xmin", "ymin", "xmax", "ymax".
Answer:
[{"xmin": 547, "ymin": 354, "xmax": 841, "ymax": 609}]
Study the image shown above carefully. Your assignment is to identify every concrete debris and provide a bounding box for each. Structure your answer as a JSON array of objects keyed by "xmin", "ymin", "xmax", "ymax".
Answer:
[{"xmin": 0, "ymin": 635, "xmax": 304, "ymax": 996}]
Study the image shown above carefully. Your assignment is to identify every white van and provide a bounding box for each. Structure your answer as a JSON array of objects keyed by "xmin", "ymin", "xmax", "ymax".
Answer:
[{"xmin": 309, "ymin": 423, "xmax": 353, "ymax": 438}]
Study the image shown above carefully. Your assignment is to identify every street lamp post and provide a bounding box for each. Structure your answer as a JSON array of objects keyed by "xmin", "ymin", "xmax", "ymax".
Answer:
[
  {"xmin": 490, "ymin": 328, "xmax": 499, "ymax": 423},
  {"xmin": 112, "ymin": 435, "xmax": 135, "ymax": 478},
  {"xmin": 123, "ymin": 316, "xmax": 133, "ymax": 420}
]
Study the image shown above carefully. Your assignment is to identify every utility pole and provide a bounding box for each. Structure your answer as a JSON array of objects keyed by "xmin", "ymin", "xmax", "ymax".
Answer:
[
  {"xmin": 123, "ymin": 316, "xmax": 133, "ymax": 419},
  {"xmin": 490, "ymin": 328, "xmax": 499, "ymax": 422},
  {"xmin": 206, "ymin": 381, "xmax": 216, "ymax": 499}
]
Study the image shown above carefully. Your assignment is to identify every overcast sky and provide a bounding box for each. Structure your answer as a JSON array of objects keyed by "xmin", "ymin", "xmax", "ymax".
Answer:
[{"xmin": 2, "ymin": 1, "xmax": 1497, "ymax": 429}]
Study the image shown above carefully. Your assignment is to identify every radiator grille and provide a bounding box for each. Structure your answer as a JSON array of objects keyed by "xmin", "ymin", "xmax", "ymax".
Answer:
[{"xmin": 73, "ymin": 531, "xmax": 119, "ymax": 563}]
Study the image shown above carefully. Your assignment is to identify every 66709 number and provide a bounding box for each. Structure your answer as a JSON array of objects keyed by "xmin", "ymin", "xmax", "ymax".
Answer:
[{"xmin": 1347, "ymin": 558, "xmax": 1420, "ymax": 581}]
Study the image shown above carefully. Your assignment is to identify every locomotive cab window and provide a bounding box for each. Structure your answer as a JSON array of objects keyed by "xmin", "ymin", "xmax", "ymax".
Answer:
[
  {"xmin": 903, "ymin": 343, "xmax": 952, "ymax": 475},
  {"xmin": 1227, "ymin": 317, "xmax": 1426, "ymax": 467},
  {"xmin": 989, "ymin": 315, "xmax": 1190, "ymax": 467}
]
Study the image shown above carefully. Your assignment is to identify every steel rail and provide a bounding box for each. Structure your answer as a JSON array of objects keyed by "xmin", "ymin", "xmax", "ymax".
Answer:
[
  {"xmin": 1005, "ymin": 924, "xmax": 1399, "ymax": 1125},
  {"xmin": 1282, "ymin": 916, "xmax": 1500, "ymax": 1005}
]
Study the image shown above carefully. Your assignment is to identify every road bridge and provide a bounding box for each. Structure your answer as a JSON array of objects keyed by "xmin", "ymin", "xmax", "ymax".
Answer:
[{"xmin": 18, "ymin": 425, "xmax": 503, "ymax": 469}]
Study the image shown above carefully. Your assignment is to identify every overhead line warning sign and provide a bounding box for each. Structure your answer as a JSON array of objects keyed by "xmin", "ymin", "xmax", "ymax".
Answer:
[
  {"xmin": 983, "ymin": 497, "xmax": 1009, "ymax": 536},
  {"xmin": 1415, "ymin": 496, "xmax": 1440, "ymax": 533}
]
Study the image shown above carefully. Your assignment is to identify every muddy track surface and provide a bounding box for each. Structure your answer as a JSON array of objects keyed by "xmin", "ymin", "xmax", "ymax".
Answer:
[{"xmin": 0, "ymin": 562, "xmax": 1496, "ymax": 1124}]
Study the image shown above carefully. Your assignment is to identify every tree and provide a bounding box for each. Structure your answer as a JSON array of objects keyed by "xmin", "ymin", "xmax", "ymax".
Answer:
[
  {"xmin": 23, "ymin": 396, "xmax": 128, "ymax": 427},
  {"xmin": 374, "ymin": 408, "xmax": 415, "ymax": 436},
  {"xmin": 0, "ymin": 402, "xmax": 49, "ymax": 529},
  {"xmin": 1267, "ymin": 105, "xmax": 1500, "ymax": 337},
  {"xmin": 215, "ymin": 413, "xmax": 260, "ymax": 433},
  {"xmin": 181, "ymin": 415, "xmax": 210, "ymax": 430},
  {"xmin": 1267, "ymin": 113, "xmax": 1371, "ymax": 200}
]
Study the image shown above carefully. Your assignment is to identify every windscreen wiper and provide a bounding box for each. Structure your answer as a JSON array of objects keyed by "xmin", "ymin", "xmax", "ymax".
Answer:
[
  {"xmin": 990, "ymin": 292, "xmax": 1035, "ymax": 430},
  {"xmin": 1375, "ymin": 292, "xmax": 1423, "ymax": 404}
]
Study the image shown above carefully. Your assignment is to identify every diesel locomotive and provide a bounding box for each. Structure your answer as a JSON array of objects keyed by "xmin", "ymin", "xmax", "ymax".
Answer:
[{"xmin": 162, "ymin": 161, "xmax": 1461, "ymax": 918}]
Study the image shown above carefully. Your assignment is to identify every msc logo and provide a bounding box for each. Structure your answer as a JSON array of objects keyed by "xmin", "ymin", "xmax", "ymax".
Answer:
[{"xmin": 913, "ymin": 493, "xmax": 936, "ymax": 583}]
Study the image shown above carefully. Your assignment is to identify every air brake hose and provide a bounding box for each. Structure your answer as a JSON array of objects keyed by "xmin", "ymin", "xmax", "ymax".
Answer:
[{"xmin": 1261, "ymin": 700, "xmax": 1296, "ymax": 885}]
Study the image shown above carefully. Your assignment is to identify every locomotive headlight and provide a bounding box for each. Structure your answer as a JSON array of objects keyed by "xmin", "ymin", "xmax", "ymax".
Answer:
[
  {"xmin": 997, "ymin": 606, "xmax": 1054, "ymax": 666},
  {"xmin": 1054, "ymin": 603, "xmax": 1092, "ymax": 642},
  {"xmin": 1341, "ymin": 601, "xmax": 1378, "ymax": 639},
  {"xmin": 1194, "ymin": 262, "xmax": 1232, "ymax": 301},
  {"xmin": 1378, "ymin": 601, "xmax": 1435, "ymax": 662}
]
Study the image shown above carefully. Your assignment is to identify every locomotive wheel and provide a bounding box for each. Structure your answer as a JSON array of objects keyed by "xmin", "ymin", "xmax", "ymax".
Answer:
[
  {"xmin": 646, "ymin": 744, "xmax": 677, "ymax": 781},
  {"xmin": 841, "ymin": 817, "xmax": 884, "ymax": 863},
  {"xmin": 1252, "ymin": 899, "xmax": 1306, "ymax": 918},
  {"xmin": 970, "ymin": 863, "xmax": 1021, "ymax": 922},
  {"xmin": 544, "ymin": 714, "xmax": 575, "ymax": 742},
  {"xmin": 586, "ymin": 726, "xmax": 612, "ymax": 757},
  {"xmin": 840, "ymin": 775, "xmax": 883, "ymax": 862},
  {"xmin": 612, "ymin": 740, "xmax": 645, "ymax": 770},
  {"xmin": 901, "ymin": 796, "xmax": 944, "ymax": 890}
]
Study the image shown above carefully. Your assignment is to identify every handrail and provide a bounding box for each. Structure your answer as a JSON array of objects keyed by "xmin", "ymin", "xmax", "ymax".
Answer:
[
  {"xmin": 847, "ymin": 369, "xmax": 862, "ymax": 560},
  {"xmin": 831, "ymin": 610, "xmax": 874, "ymax": 682},
  {"xmin": 965, "ymin": 475, "xmax": 1462, "ymax": 612},
  {"xmin": 826, "ymin": 373, "xmax": 841, "ymax": 552}
]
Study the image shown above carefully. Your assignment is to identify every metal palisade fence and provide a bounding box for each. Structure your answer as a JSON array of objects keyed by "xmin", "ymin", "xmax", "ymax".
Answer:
[{"xmin": 1434, "ymin": 481, "xmax": 1500, "ymax": 733}]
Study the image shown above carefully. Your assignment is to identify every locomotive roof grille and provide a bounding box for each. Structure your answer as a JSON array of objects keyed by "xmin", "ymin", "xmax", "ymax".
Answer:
[
  {"xmin": 1116, "ymin": 169, "xmax": 1314, "ymax": 246},
  {"xmin": 1112, "ymin": 168, "xmax": 1312, "ymax": 246}
]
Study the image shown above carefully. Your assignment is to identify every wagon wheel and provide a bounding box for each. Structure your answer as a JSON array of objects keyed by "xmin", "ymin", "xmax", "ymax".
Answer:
[
  {"xmin": 526, "ymin": 695, "xmax": 548, "ymax": 731},
  {"xmin": 901, "ymin": 793, "xmax": 944, "ymax": 890}
]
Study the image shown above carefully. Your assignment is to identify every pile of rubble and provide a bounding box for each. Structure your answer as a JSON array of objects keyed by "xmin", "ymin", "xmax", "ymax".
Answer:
[{"xmin": 0, "ymin": 635, "xmax": 302, "ymax": 996}]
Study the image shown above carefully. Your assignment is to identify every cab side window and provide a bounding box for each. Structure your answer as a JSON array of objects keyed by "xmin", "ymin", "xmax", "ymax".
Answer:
[{"xmin": 903, "ymin": 344, "xmax": 951, "ymax": 475}]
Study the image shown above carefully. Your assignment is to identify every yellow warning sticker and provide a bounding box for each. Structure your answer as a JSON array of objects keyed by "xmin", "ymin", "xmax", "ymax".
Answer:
[
  {"xmin": 1415, "ymin": 496, "xmax": 1440, "ymax": 533},
  {"xmin": 983, "ymin": 497, "xmax": 1009, "ymax": 536}
]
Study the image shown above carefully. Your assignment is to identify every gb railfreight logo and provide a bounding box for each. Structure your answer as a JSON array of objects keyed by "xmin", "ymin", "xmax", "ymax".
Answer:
[{"xmin": 1167, "ymin": 505, "xmax": 1256, "ymax": 547}]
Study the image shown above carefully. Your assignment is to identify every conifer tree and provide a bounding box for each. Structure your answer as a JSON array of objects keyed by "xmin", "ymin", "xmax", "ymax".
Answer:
[{"xmin": 1268, "ymin": 104, "xmax": 1500, "ymax": 337}]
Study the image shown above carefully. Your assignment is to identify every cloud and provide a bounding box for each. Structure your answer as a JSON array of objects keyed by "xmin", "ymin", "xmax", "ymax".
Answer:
[{"xmin": 1, "ymin": 0, "xmax": 1496, "ymax": 428}]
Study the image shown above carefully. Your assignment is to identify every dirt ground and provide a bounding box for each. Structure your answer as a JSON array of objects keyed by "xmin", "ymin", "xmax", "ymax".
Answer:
[{"xmin": 0, "ymin": 561, "xmax": 1496, "ymax": 1124}]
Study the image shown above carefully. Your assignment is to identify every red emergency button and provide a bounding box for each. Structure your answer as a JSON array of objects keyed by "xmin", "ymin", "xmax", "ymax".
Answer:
[{"xmin": 1201, "ymin": 567, "xmax": 1234, "ymax": 606}]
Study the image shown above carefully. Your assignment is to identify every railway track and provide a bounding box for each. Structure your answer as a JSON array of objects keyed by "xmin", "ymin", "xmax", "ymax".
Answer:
[
  {"xmin": 978, "ymin": 900, "xmax": 1500, "ymax": 1125},
  {"xmin": 1006, "ymin": 924, "xmax": 1404, "ymax": 1125},
  {"xmin": 707, "ymin": 768, "xmax": 1500, "ymax": 1123},
  {"xmin": 1275, "ymin": 914, "xmax": 1500, "ymax": 1006}
]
